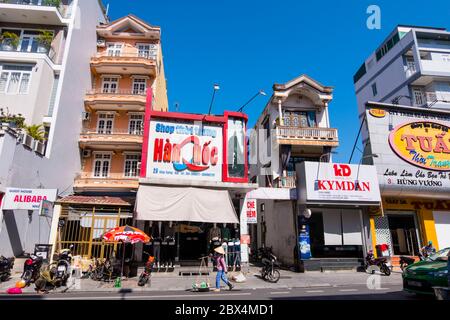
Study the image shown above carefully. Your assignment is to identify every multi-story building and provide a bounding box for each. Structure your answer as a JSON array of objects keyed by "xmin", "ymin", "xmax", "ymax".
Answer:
[
  {"xmin": 354, "ymin": 25, "xmax": 450, "ymax": 260},
  {"xmin": 52, "ymin": 15, "xmax": 169, "ymax": 260},
  {"xmin": 0, "ymin": 0, "xmax": 107, "ymax": 257},
  {"xmin": 249, "ymin": 75, "xmax": 345, "ymax": 267}
]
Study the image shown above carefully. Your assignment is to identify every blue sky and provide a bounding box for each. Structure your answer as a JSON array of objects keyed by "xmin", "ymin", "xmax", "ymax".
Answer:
[{"xmin": 106, "ymin": 0, "xmax": 450, "ymax": 163}]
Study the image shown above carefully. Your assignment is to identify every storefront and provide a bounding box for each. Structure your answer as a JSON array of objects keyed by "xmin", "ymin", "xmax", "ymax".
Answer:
[
  {"xmin": 295, "ymin": 162, "xmax": 381, "ymax": 270},
  {"xmin": 134, "ymin": 110, "xmax": 257, "ymax": 266},
  {"xmin": 364, "ymin": 102, "xmax": 450, "ymax": 256}
]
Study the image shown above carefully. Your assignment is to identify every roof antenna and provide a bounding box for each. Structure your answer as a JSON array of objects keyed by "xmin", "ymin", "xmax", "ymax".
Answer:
[{"xmin": 105, "ymin": 3, "xmax": 110, "ymax": 17}]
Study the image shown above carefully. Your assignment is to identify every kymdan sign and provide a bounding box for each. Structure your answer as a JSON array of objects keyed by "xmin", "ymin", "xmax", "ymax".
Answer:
[
  {"xmin": 298, "ymin": 162, "xmax": 381, "ymax": 203},
  {"xmin": 146, "ymin": 119, "xmax": 223, "ymax": 181},
  {"xmin": 1, "ymin": 188, "xmax": 58, "ymax": 210}
]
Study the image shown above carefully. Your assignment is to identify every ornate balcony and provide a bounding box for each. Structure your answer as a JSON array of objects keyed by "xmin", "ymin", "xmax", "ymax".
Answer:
[
  {"xmin": 79, "ymin": 129, "xmax": 143, "ymax": 150},
  {"xmin": 90, "ymin": 52, "xmax": 157, "ymax": 76},
  {"xmin": 74, "ymin": 173, "xmax": 139, "ymax": 192},
  {"xmin": 276, "ymin": 126, "xmax": 339, "ymax": 147},
  {"xmin": 84, "ymin": 89, "xmax": 147, "ymax": 111}
]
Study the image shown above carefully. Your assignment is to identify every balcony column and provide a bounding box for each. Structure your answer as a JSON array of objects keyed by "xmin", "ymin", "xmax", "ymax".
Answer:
[{"xmin": 277, "ymin": 99, "xmax": 284, "ymax": 126}]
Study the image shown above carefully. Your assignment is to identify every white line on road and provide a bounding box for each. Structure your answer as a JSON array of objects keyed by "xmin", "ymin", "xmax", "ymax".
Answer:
[
  {"xmin": 306, "ymin": 290, "xmax": 324, "ymax": 293},
  {"xmin": 270, "ymin": 291, "xmax": 290, "ymax": 295},
  {"xmin": 29, "ymin": 292, "xmax": 253, "ymax": 300},
  {"xmin": 339, "ymin": 289, "xmax": 359, "ymax": 292}
]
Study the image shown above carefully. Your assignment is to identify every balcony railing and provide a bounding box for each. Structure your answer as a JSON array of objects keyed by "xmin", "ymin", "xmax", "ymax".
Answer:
[
  {"xmin": 0, "ymin": 0, "xmax": 71, "ymax": 18},
  {"xmin": 74, "ymin": 173, "xmax": 139, "ymax": 189},
  {"xmin": 277, "ymin": 175, "xmax": 296, "ymax": 188},
  {"xmin": 81, "ymin": 128, "xmax": 143, "ymax": 136},
  {"xmin": 426, "ymin": 92, "xmax": 450, "ymax": 104},
  {"xmin": 93, "ymin": 51, "xmax": 157, "ymax": 61},
  {"xmin": 276, "ymin": 126, "xmax": 339, "ymax": 144},
  {"xmin": 86, "ymin": 89, "xmax": 147, "ymax": 96},
  {"xmin": 0, "ymin": 42, "xmax": 58, "ymax": 64}
]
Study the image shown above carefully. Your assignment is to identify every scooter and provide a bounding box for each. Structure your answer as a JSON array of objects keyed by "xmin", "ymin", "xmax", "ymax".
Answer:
[
  {"xmin": 53, "ymin": 245, "xmax": 73, "ymax": 287},
  {"xmin": 0, "ymin": 256, "xmax": 15, "ymax": 282},
  {"xmin": 138, "ymin": 252, "xmax": 155, "ymax": 287},
  {"xmin": 364, "ymin": 250, "xmax": 391, "ymax": 276},
  {"xmin": 21, "ymin": 254, "xmax": 43, "ymax": 285},
  {"xmin": 260, "ymin": 249, "xmax": 281, "ymax": 283}
]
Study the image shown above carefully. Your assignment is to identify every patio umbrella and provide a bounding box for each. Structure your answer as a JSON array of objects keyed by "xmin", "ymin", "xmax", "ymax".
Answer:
[{"xmin": 102, "ymin": 225, "xmax": 151, "ymax": 278}]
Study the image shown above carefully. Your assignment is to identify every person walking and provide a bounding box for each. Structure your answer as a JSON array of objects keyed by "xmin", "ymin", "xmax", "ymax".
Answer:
[{"xmin": 212, "ymin": 246, "xmax": 234, "ymax": 292}]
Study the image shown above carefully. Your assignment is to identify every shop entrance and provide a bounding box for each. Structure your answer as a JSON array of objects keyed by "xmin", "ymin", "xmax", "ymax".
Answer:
[{"xmin": 387, "ymin": 213, "xmax": 420, "ymax": 256}]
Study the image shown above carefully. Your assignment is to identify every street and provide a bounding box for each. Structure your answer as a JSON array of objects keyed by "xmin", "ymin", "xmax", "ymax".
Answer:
[{"xmin": 0, "ymin": 283, "xmax": 432, "ymax": 300}]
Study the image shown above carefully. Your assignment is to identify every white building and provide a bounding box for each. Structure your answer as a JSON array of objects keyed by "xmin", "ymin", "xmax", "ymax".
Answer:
[{"xmin": 0, "ymin": 0, "xmax": 107, "ymax": 257}]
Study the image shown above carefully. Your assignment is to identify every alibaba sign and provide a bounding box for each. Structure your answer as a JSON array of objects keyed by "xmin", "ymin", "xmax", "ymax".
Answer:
[{"xmin": 389, "ymin": 121, "xmax": 450, "ymax": 171}]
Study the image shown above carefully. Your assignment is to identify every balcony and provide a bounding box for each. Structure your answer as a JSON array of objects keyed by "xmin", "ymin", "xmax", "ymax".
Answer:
[
  {"xmin": 425, "ymin": 92, "xmax": 450, "ymax": 109},
  {"xmin": 276, "ymin": 126, "xmax": 339, "ymax": 147},
  {"xmin": 79, "ymin": 129, "xmax": 143, "ymax": 150},
  {"xmin": 0, "ymin": 0, "xmax": 71, "ymax": 25},
  {"xmin": 419, "ymin": 56, "xmax": 450, "ymax": 77},
  {"xmin": 85, "ymin": 89, "xmax": 147, "ymax": 111},
  {"xmin": 0, "ymin": 42, "xmax": 59, "ymax": 64},
  {"xmin": 74, "ymin": 173, "xmax": 139, "ymax": 192},
  {"xmin": 90, "ymin": 52, "xmax": 157, "ymax": 76}
]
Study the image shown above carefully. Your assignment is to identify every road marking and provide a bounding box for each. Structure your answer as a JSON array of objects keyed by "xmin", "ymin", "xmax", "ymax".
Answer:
[
  {"xmin": 339, "ymin": 289, "xmax": 358, "ymax": 292},
  {"xmin": 10, "ymin": 292, "xmax": 253, "ymax": 300},
  {"xmin": 270, "ymin": 291, "xmax": 290, "ymax": 295},
  {"xmin": 306, "ymin": 290, "xmax": 324, "ymax": 293}
]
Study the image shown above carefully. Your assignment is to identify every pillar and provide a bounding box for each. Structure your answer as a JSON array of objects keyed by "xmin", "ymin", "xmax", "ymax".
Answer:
[
  {"xmin": 49, "ymin": 204, "xmax": 62, "ymax": 263},
  {"xmin": 417, "ymin": 209, "xmax": 439, "ymax": 250}
]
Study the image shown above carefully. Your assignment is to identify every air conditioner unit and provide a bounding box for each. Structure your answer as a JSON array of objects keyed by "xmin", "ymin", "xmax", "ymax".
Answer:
[
  {"xmin": 97, "ymin": 39, "xmax": 106, "ymax": 47},
  {"xmin": 137, "ymin": 162, "xmax": 142, "ymax": 171},
  {"xmin": 82, "ymin": 112, "xmax": 90, "ymax": 121},
  {"xmin": 83, "ymin": 150, "xmax": 91, "ymax": 158}
]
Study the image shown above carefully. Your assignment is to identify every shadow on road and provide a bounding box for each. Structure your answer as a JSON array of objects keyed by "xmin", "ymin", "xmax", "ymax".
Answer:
[{"xmin": 270, "ymin": 291, "xmax": 435, "ymax": 300}]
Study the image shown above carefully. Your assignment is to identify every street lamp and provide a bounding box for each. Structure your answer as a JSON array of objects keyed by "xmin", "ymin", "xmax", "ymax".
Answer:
[
  {"xmin": 208, "ymin": 83, "xmax": 220, "ymax": 115},
  {"xmin": 236, "ymin": 90, "xmax": 267, "ymax": 113}
]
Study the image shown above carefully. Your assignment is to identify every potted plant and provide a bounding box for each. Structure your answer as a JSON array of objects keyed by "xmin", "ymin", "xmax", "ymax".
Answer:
[
  {"xmin": 0, "ymin": 109, "xmax": 25, "ymax": 129},
  {"xmin": 43, "ymin": 0, "xmax": 61, "ymax": 7},
  {"xmin": 25, "ymin": 124, "xmax": 46, "ymax": 142},
  {"xmin": 1, "ymin": 32, "xmax": 19, "ymax": 51},
  {"xmin": 37, "ymin": 30, "xmax": 54, "ymax": 53}
]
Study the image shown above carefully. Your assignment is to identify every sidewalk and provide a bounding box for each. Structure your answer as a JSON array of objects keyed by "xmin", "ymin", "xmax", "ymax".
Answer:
[{"xmin": 0, "ymin": 266, "xmax": 403, "ymax": 294}]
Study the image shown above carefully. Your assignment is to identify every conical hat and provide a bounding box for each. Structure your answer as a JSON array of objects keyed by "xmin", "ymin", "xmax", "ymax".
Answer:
[{"xmin": 214, "ymin": 246, "xmax": 225, "ymax": 255}]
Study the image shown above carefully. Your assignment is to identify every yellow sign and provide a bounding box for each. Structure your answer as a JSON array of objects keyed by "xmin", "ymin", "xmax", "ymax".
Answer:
[
  {"xmin": 369, "ymin": 108, "xmax": 386, "ymax": 118},
  {"xmin": 389, "ymin": 121, "xmax": 450, "ymax": 171}
]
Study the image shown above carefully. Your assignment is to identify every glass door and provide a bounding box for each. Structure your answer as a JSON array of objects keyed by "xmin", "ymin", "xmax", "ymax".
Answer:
[
  {"xmin": 97, "ymin": 113, "xmax": 114, "ymax": 134},
  {"xmin": 93, "ymin": 153, "xmax": 111, "ymax": 178},
  {"xmin": 387, "ymin": 213, "xmax": 420, "ymax": 256},
  {"xmin": 106, "ymin": 43, "xmax": 122, "ymax": 56}
]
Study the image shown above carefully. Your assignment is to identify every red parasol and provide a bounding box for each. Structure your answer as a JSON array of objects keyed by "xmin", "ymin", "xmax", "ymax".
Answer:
[{"xmin": 102, "ymin": 225, "xmax": 151, "ymax": 278}]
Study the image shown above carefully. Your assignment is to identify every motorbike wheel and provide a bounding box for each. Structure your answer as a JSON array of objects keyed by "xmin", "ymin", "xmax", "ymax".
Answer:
[
  {"xmin": 22, "ymin": 270, "xmax": 33, "ymax": 285},
  {"xmin": 266, "ymin": 269, "xmax": 281, "ymax": 283},
  {"xmin": 138, "ymin": 273, "xmax": 149, "ymax": 287},
  {"xmin": 381, "ymin": 264, "xmax": 391, "ymax": 276}
]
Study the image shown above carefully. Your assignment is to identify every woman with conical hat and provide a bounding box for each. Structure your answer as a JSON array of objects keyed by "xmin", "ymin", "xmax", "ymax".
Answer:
[{"xmin": 212, "ymin": 246, "xmax": 233, "ymax": 292}]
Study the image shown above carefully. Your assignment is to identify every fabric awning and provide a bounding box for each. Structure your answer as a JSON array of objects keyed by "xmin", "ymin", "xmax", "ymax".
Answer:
[{"xmin": 135, "ymin": 185, "xmax": 239, "ymax": 224}]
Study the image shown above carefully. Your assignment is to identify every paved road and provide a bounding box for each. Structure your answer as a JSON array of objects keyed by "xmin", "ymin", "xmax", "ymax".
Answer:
[{"xmin": 0, "ymin": 283, "xmax": 433, "ymax": 300}]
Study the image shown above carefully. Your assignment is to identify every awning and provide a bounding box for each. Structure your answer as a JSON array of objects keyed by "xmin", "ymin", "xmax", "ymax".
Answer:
[{"xmin": 135, "ymin": 185, "xmax": 239, "ymax": 224}]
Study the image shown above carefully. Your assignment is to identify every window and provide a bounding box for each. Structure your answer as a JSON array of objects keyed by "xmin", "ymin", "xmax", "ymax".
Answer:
[
  {"xmin": 93, "ymin": 153, "xmax": 111, "ymax": 177},
  {"xmin": 124, "ymin": 154, "xmax": 141, "ymax": 177},
  {"xmin": 128, "ymin": 114, "xmax": 144, "ymax": 135},
  {"xmin": 132, "ymin": 78, "xmax": 146, "ymax": 95},
  {"xmin": 101, "ymin": 77, "xmax": 119, "ymax": 93},
  {"xmin": 283, "ymin": 111, "xmax": 317, "ymax": 127},
  {"xmin": 406, "ymin": 56, "xmax": 416, "ymax": 76},
  {"xmin": 97, "ymin": 113, "xmax": 114, "ymax": 134},
  {"xmin": 0, "ymin": 65, "xmax": 32, "ymax": 94},
  {"xmin": 106, "ymin": 43, "xmax": 122, "ymax": 56},
  {"xmin": 371, "ymin": 83, "xmax": 378, "ymax": 96},
  {"xmin": 137, "ymin": 44, "xmax": 150, "ymax": 58},
  {"xmin": 413, "ymin": 88, "xmax": 425, "ymax": 106}
]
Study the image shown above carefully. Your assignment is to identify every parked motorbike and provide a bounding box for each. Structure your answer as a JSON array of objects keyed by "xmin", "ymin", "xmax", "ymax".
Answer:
[
  {"xmin": 260, "ymin": 248, "xmax": 281, "ymax": 283},
  {"xmin": 21, "ymin": 254, "xmax": 43, "ymax": 285},
  {"xmin": 364, "ymin": 251, "xmax": 391, "ymax": 276},
  {"xmin": 138, "ymin": 252, "xmax": 155, "ymax": 287},
  {"xmin": 53, "ymin": 245, "xmax": 73, "ymax": 287},
  {"xmin": 0, "ymin": 256, "xmax": 15, "ymax": 282},
  {"xmin": 90, "ymin": 257, "xmax": 119, "ymax": 282}
]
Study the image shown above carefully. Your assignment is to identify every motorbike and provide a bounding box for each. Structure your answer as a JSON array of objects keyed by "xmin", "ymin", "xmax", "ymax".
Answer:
[
  {"xmin": 0, "ymin": 256, "xmax": 15, "ymax": 282},
  {"xmin": 90, "ymin": 257, "xmax": 119, "ymax": 282},
  {"xmin": 53, "ymin": 245, "xmax": 73, "ymax": 287},
  {"xmin": 21, "ymin": 253, "xmax": 44, "ymax": 285},
  {"xmin": 138, "ymin": 252, "xmax": 155, "ymax": 287},
  {"xmin": 260, "ymin": 248, "xmax": 281, "ymax": 283},
  {"xmin": 364, "ymin": 251, "xmax": 391, "ymax": 276}
]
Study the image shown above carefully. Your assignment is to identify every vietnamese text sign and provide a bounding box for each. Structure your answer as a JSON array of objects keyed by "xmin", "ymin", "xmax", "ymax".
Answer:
[
  {"xmin": 146, "ymin": 119, "xmax": 223, "ymax": 182},
  {"xmin": 245, "ymin": 199, "xmax": 257, "ymax": 224},
  {"xmin": 366, "ymin": 106, "xmax": 450, "ymax": 196},
  {"xmin": 2, "ymin": 188, "xmax": 57, "ymax": 210},
  {"xmin": 298, "ymin": 162, "xmax": 381, "ymax": 203}
]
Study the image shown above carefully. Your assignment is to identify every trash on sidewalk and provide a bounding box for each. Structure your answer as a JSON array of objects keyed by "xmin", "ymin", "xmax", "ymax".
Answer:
[
  {"xmin": 230, "ymin": 272, "xmax": 246, "ymax": 283},
  {"xmin": 7, "ymin": 287, "xmax": 22, "ymax": 294}
]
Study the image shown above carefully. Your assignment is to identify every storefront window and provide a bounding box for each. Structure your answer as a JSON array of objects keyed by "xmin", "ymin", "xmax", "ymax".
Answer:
[{"xmin": 227, "ymin": 117, "xmax": 245, "ymax": 178}]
